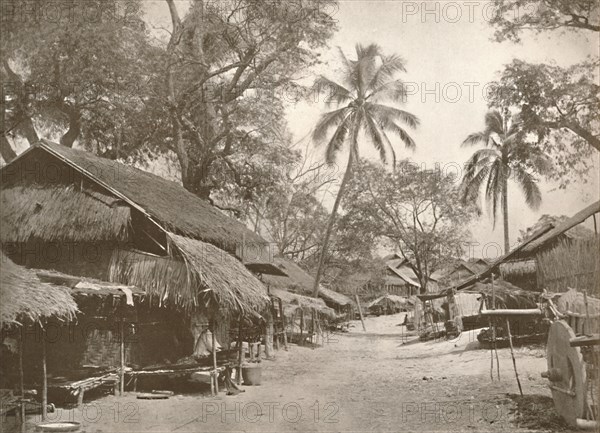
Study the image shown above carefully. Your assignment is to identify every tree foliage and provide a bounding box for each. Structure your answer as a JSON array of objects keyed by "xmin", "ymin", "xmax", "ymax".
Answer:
[
  {"xmin": 489, "ymin": 0, "xmax": 600, "ymax": 42},
  {"xmin": 488, "ymin": 60, "xmax": 599, "ymax": 186},
  {"xmin": 343, "ymin": 160, "xmax": 475, "ymax": 293}
]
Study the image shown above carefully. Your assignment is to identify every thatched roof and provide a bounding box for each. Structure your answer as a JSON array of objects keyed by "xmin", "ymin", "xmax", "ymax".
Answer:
[
  {"xmin": 0, "ymin": 252, "xmax": 78, "ymax": 327},
  {"xmin": 368, "ymin": 294, "xmax": 408, "ymax": 308},
  {"xmin": 1, "ymin": 140, "xmax": 267, "ymax": 254},
  {"xmin": 1, "ymin": 184, "xmax": 130, "ymax": 243},
  {"xmin": 270, "ymin": 288, "xmax": 336, "ymax": 319},
  {"xmin": 261, "ymin": 257, "xmax": 314, "ymax": 293},
  {"xmin": 109, "ymin": 233, "xmax": 269, "ymax": 313},
  {"xmin": 521, "ymin": 201, "xmax": 600, "ymax": 255},
  {"xmin": 318, "ymin": 287, "xmax": 354, "ymax": 307},
  {"xmin": 260, "ymin": 257, "xmax": 354, "ymax": 308}
]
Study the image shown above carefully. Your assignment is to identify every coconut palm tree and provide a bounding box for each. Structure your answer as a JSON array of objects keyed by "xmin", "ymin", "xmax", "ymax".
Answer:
[
  {"xmin": 310, "ymin": 44, "xmax": 419, "ymax": 296},
  {"xmin": 460, "ymin": 109, "xmax": 550, "ymax": 254}
]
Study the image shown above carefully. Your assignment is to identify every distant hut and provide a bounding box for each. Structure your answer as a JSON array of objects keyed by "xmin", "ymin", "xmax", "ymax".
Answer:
[
  {"xmin": 367, "ymin": 294, "xmax": 408, "ymax": 316},
  {"xmin": 1, "ymin": 140, "xmax": 272, "ymax": 399}
]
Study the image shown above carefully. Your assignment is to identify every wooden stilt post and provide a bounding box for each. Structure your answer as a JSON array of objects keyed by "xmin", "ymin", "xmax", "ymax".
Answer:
[
  {"xmin": 355, "ymin": 295, "xmax": 366, "ymax": 332},
  {"xmin": 237, "ymin": 319, "xmax": 243, "ymax": 385},
  {"xmin": 119, "ymin": 319, "xmax": 125, "ymax": 395},
  {"xmin": 18, "ymin": 327, "xmax": 25, "ymax": 430},
  {"xmin": 505, "ymin": 318, "xmax": 523, "ymax": 396},
  {"xmin": 41, "ymin": 325, "xmax": 48, "ymax": 421},
  {"xmin": 299, "ymin": 309, "xmax": 304, "ymax": 345},
  {"xmin": 311, "ymin": 311, "xmax": 316, "ymax": 346},
  {"xmin": 490, "ymin": 275, "xmax": 500, "ymax": 380},
  {"xmin": 282, "ymin": 310, "xmax": 288, "ymax": 351},
  {"xmin": 211, "ymin": 322, "xmax": 218, "ymax": 394}
]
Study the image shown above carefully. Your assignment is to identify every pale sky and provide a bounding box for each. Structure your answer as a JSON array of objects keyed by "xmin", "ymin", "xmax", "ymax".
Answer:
[
  {"xmin": 281, "ymin": 1, "xmax": 600, "ymax": 259},
  {"xmin": 37, "ymin": 1, "xmax": 599, "ymax": 261}
]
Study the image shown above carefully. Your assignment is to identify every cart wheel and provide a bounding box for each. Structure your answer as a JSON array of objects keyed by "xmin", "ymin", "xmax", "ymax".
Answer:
[{"xmin": 546, "ymin": 320, "xmax": 587, "ymax": 427}]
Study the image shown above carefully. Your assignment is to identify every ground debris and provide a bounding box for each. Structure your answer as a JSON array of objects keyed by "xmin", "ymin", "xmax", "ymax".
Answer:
[{"xmin": 508, "ymin": 394, "xmax": 569, "ymax": 431}]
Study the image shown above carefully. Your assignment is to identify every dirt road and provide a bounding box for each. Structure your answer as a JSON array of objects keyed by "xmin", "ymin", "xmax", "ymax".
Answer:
[{"xmin": 20, "ymin": 313, "xmax": 568, "ymax": 432}]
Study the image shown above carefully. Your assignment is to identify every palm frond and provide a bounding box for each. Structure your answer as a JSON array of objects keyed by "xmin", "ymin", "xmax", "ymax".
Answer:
[
  {"xmin": 513, "ymin": 166, "xmax": 542, "ymax": 210},
  {"xmin": 367, "ymin": 103, "xmax": 420, "ymax": 129},
  {"xmin": 368, "ymin": 79, "xmax": 407, "ymax": 104},
  {"xmin": 484, "ymin": 110, "xmax": 505, "ymax": 136},
  {"xmin": 325, "ymin": 112, "xmax": 354, "ymax": 164},
  {"xmin": 462, "ymin": 131, "xmax": 489, "ymax": 147},
  {"xmin": 313, "ymin": 76, "xmax": 354, "ymax": 106},
  {"xmin": 367, "ymin": 54, "xmax": 407, "ymax": 93},
  {"xmin": 379, "ymin": 118, "xmax": 416, "ymax": 150},
  {"xmin": 364, "ymin": 113, "xmax": 390, "ymax": 163},
  {"xmin": 313, "ymin": 107, "xmax": 351, "ymax": 144}
]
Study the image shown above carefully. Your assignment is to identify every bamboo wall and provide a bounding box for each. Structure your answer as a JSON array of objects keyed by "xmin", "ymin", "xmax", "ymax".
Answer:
[{"xmin": 536, "ymin": 238, "xmax": 600, "ymax": 296}]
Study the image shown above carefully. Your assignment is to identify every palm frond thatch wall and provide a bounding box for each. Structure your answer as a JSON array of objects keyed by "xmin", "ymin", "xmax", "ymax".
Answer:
[
  {"xmin": 0, "ymin": 252, "xmax": 79, "ymax": 327},
  {"xmin": 537, "ymin": 238, "xmax": 600, "ymax": 296},
  {"xmin": 0, "ymin": 185, "xmax": 130, "ymax": 243},
  {"xmin": 109, "ymin": 233, "xmax": 269, "ymax": 314}
]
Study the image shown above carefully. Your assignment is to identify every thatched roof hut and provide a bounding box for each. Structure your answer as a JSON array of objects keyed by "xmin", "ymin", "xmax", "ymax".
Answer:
[
  {"xmin": 1, "ymin": 141, "xmax": 270, "ymax": 314},
  {"xmin": 0, "ymin": 252, "xmax": 78, "ymax": 327},
  {"xmin": 260, "ymin": 257, "xmax": 354, "ymax": 310},
  {"xmin": 269, "ymin": 288, "xmax": 336, "ymax": 319}
]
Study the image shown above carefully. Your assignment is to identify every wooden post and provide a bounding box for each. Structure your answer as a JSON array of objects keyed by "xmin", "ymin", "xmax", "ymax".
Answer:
[
  {"xmin": 119, "ymin": 319, "xmax": 125, "ymax": 395},
  {"xmin": 237, "ymin": 319, "xmax": 243, "ymax": 385},
  {"xmin": 41, "ymin": 325, "xmax": 47, "ymax": 421},
  {"xmin": 583, "ymin": 290, "xmax": 590, "ymax": 335},
  {"xmin": 311, "ymin": 311, "xmax": 316, "ymax": 345},
  {"xmin": 355, "ymin": 295, "xmax": 366, "ymax": 332},
  {"xmin": 299, "ymin": 309, "xmax": 304, "ymax": 345},
  {"xmin": 211, "ymin": 323, "xmax": 218, "ymax": 394},
  {"xmin": 282, "ymin": 310, "xmax": 288, "ymax": 351},
  {"xmin": 18, "ymin": 327, "xmax": 25, "ymax": 430},
  {"xmin": 505, "ymin": 318, "xmax": 523, "ymax": 396},
  {"xmin": 265, "ymin": 311, "xmax": 274, "ymax": 359}
]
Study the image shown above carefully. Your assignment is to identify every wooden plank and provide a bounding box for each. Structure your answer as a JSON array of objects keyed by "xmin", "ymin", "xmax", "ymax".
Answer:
[{"xmin": 480, "ymin": 308, "xmax": 543, "ymax": 316}]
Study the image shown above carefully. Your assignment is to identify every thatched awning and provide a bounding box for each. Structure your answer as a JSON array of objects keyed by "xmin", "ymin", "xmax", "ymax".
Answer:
[
  {"xmin": 0, "ymin": 185, "xmax": 130, "ymax": 243},
  {"xmin": 109, "ymin": 234, "xmax": 269, "ymax": 314},
  {"xmin": 0, "ymin": 252, "xmax": 78, "ymax": 327},
  {"xmin": 270, "ymin": 288, "xmax": 336, "ymax": 319},
  {"xmin": 499, "ymin": 259, "xmax": 537, "ymax": 278}
]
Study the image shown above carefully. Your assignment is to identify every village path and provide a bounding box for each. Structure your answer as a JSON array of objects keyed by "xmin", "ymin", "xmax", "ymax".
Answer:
[{"xmin": 25, "ymin": 313, "xmax": 569, "ymax": 433}]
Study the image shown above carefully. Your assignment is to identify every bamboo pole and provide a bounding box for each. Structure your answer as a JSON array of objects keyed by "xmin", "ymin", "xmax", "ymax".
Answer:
[
  {"xmin": 355, "ymin": 295, "xmax": 366, "ymax": 332},
  {"xmin": 299, "ymin": 309, "xmax": 304, "ymax": 345},
  {"xmin": 237, "ymin": 319, "xmax": 243, "ymax": 385},
  {"xmin": 505, "ymin": 318, "xmax": 523, "ymax": 396},
  {"xmin": 41, "ymin": 325, "xmax": 47, "ymax": 421},
  {"xmin": 19, "ymin": 327, "xmax": 25, "ymax": 431},
  {"xmin": 583, "ymin": 290, "xmax": 590, "ymax": 335},
  {"xmin": 211, "ymin": 323, "xmax": 218, "ymax": 395},
  {"xmin": 119, "ymin": 319, "xmax": 125, "ymax": 395}
]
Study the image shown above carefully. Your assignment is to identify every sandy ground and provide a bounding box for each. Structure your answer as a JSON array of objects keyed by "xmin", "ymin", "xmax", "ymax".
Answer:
[{"xmin": 15, "ymin": 313, "xmax": 571, "ymax": 433}]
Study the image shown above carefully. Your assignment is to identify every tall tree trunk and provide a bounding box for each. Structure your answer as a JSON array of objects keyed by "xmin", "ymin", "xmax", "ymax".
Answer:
[
  {"xmin": 0, "ymin": 135, "xmax": 17, "ymax": 162},
  {"xmin": 60, "ymin": 111, "xmax": 81, "ymax": 148},
  {"xmin": 502, "ymin": 175, "xmax": 510, "ymax": 254},
  {"xmin": 312, "ymin": 150, "xmax": 354, "ymax": 297}
]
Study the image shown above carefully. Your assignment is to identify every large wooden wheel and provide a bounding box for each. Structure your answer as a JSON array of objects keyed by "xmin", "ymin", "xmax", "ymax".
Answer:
[{"xmin": 545, "ymin": 320, "xmax": 587, "ymax": 427}]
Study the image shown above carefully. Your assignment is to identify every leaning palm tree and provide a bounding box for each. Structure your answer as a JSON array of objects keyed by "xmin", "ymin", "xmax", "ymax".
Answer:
[
  {"xmin": 460, "ymin": 109, "xmax": 549, "ymax": 254},
  {"xmin": 311, "ymin": 44, "xmax": 419, "ymax": 296}
]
